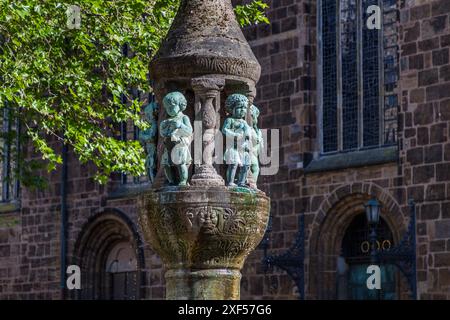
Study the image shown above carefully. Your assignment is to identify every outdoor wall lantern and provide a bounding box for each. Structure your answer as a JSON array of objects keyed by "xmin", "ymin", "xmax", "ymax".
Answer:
[
  {"xmin": 364, "ymin": 198, "xmax": 418, "ymax": 300},
  {"xmin": 365, "ymin": 198, "xmax": 381, "ymax": 227}
]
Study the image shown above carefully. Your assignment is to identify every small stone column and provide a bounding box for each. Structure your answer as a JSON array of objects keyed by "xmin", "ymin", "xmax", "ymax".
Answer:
[{"xmin": 190, "ymin": 77, "xmax": 225, "ymax": 186}]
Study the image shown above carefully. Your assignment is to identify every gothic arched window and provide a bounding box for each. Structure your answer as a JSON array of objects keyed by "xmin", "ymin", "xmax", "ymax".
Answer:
[
  {"xmin": 1, "ymin": 104, "xmax": 20, "ymax": 204},
  {"xmin": 319, "ymin": 0, "xmax": 398, "ymax": 154}
]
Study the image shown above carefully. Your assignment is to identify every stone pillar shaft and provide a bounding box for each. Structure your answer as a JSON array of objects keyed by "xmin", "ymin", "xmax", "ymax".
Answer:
[
  {"xmin": 191, "ymin": 77, "xmax": 225, "ymax": 186},
  {"xmin": 165, "ymin": 269, "xmax": 241, "ymax": 300}
]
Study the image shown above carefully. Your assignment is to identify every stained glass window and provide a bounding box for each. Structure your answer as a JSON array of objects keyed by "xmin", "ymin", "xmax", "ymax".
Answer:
[
  {"xmin": 341, "ymin": 0, "xmax": 359, "ymax": 150},
  {"xmin": 1, "ymin": 103, "xmax": 20, "ymax": 203},
  {"xmin": 119, "ymin": 92, "xmax": 154, "ymax": 186},
  {"xmin": 320, "ymin": 0, "xmax": 398, "ymax": 153},
  {"xmin": 118, "ymin": 43, "xmax": 153, "ymax": 186},
  {"xmin": 382, "ymin": 0, "xmax": 399, "ymax": 145},
  {"xmin": 362, "ymin": 0, "xmax": 380, "ymax": 147},
  {"xmin": 322, "ymin": 0, "xmax": 338, "ymax": 153}
]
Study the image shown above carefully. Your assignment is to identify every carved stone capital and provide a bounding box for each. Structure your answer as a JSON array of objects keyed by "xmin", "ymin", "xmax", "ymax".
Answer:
[{"xmin": 191, "ymin": 77, "xmax": 225, "ymax": 94}]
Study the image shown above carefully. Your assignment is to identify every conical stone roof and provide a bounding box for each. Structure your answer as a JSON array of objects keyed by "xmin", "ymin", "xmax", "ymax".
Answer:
[{"xmin": 150, "ymin": 0, "xmax": 261, "ymax": 83}]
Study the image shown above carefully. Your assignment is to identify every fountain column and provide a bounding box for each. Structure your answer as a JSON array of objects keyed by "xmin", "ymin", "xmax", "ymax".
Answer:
[{"xmin": 138, "ymin": 0, "xmax": 270, "ymax": 300}]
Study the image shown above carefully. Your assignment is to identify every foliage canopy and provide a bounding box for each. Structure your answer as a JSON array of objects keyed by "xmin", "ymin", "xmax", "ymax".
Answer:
[{"xmin": 0, "ymin": 0, "xmax": 268, "ymax": 186}]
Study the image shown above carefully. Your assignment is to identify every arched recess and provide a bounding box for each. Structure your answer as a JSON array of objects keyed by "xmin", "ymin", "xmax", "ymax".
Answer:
[
  {"xmin": 308, "ymin": 183, "xmax": 408, "ymax": 299},
  {"xmin": 72, "ymin": 208, "xmax": 146, "ymax": 300}
]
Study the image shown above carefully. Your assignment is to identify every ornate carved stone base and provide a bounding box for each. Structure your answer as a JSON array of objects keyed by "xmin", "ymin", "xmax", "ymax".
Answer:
[{"xmin": 138, "ymin": 186, "xmax": 270, "ymax": 300}]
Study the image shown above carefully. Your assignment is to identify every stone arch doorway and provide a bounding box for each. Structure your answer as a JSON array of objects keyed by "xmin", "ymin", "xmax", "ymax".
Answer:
[
  {"xmin": 308, "ymin": 184, "xmax": 408, "ymax": 299},
  {"xmin": 105, "ymin": 241, "xmax": 139, "ymax": 300},
  {"xmin": 73, "ymin": 209, "xmax": 146, "ymax": 300},
  {"xmin": 337, "ymin": 214, "xmax": 398, "ymax": 300}
]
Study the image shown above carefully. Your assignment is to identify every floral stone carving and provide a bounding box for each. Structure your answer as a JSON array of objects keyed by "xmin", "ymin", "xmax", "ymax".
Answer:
[{"xmin": 138, "ymin": 187, "xmax": 269, "ymax": 299}]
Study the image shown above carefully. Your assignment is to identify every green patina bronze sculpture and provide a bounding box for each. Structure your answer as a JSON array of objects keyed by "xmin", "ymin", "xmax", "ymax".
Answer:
[
  {"xmin": 222, "ymin": 94, "xmax": 252, "ymax": 187},
  {"xmin": 250, "ymin": 104, "xmax": 263, "ymax": 185},
  {"xmin": 160, "ymin": 91, "xmax": 193, "ymax": 186},
  {"xmin": 139, "ymin": 101, "xmax": 159, "ymax": 184}
]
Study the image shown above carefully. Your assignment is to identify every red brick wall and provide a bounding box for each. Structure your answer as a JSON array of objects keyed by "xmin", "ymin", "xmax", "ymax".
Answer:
[
  {"xmin": 240, "ymin": 0, "xmax": 450, "ymax": 300},
  {"xmin": 0, "ymin": 137, "xmax": 166, "ymax": 299},
  {"xmin": 0, "ymin": 215, "xmax": 21, "ymax": 298},
  {"xmin": 399, "ymin": 0, "xmax": 450, "ymax": 299},
  {"xmin": 240, "ymin": 0, "xmax": 317, "ymax": 299}
]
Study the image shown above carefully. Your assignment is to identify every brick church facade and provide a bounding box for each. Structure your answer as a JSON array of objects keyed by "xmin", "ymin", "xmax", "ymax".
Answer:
[{"xmin": 1, "ymin": 0, "xmax": 449, "ymax": 299}]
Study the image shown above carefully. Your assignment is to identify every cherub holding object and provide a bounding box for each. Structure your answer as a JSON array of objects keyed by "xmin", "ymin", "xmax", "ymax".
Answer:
[
  {"xmin": 250, "ymin": 104, "xmax": 264, "ymax": 185},
  {"xmin": 222, "ymin": 94, "xmax": 252, "ymax": 187},
  {"xmin": 160, "ymin": 91, "xmax": 193, "ymax": 186},
  {"xmin": 139, "ymin": 101, "xmax": 159, "ymax": 184}
]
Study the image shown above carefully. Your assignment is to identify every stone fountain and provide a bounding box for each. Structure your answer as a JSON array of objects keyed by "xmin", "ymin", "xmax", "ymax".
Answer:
[{"xmin": 138, "ymin": 0, "xmax": 270, "ymax": 300}]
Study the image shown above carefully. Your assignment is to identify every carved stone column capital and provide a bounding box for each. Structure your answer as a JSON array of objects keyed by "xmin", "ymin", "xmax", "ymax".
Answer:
[{"xmin": 191, "ymin": 77, "xmax": 225, "ymax": 94}]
